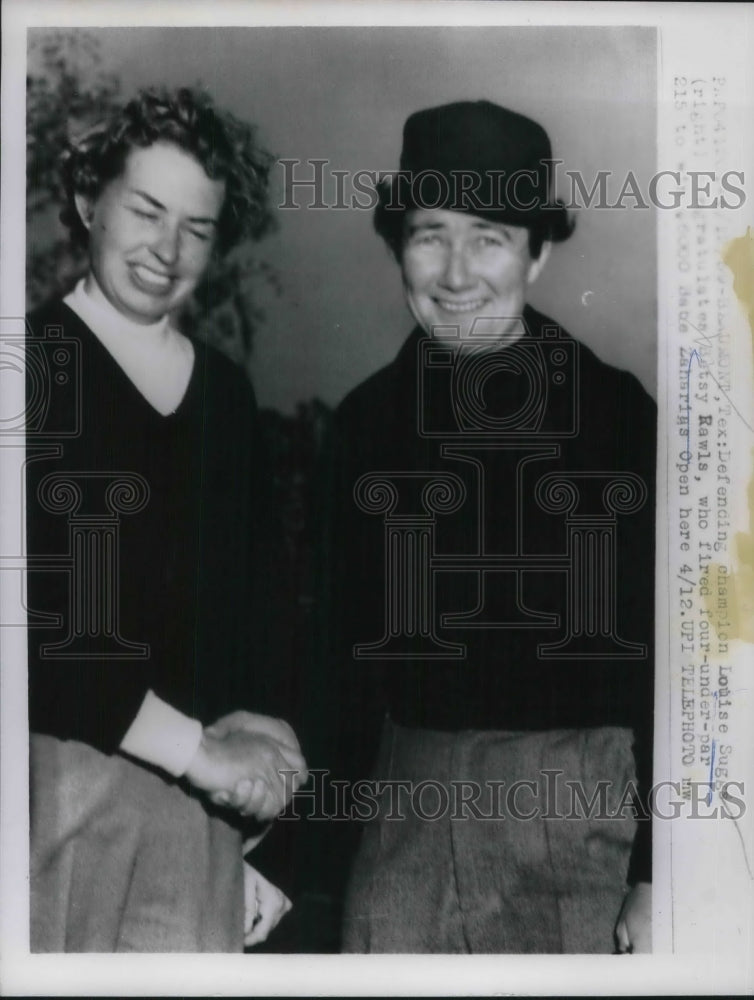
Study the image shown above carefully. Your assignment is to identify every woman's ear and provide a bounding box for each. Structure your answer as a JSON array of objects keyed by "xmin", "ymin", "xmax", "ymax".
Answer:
[
  {"xmin": 73, "ymin": 192, "xmax": 94, "ymax": 232},
  {"xmin": 526, "ymin": 239, "xmax": 551, "ymax": 286}
]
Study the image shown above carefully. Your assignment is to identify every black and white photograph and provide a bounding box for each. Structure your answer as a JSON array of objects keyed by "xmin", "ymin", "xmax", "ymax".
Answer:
[{"xmin": 1, "ymin": 1, "xmax": 752, "ymax": 995}]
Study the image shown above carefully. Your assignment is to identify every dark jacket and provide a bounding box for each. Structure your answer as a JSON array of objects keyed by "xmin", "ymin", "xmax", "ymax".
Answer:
[{"xmin": 317, "ymin": 305, "xmax": 656, "ymax": 885}]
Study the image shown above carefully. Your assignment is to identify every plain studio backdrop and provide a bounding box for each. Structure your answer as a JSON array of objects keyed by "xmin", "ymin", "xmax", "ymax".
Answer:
[{"xmin": 28, "ymin": 25, "xmax": 657, "ymax": 413}]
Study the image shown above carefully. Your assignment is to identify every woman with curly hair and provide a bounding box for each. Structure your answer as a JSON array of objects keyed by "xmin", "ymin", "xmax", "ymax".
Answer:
[{"xmin": 27, "ymin": 87, "xmax": 306, "ymax": 952}]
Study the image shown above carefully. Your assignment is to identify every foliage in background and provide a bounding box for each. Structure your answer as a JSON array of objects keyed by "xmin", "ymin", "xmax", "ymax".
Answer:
[{"xmin": 26, "ymin": 32, "xmax": 121, "ymax": 306}]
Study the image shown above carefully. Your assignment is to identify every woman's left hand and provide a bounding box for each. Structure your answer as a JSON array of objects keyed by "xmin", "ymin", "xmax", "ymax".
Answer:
[
  {"xmin": 615, "ymin": 881, "xmax": 652, "ymax": 953},
  {"xmin": 243, "ymin": 862, "xmax": 292, "ymax": 947}
]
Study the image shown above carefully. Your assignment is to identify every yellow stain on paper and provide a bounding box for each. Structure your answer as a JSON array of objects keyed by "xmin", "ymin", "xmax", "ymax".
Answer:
[
  {"xmin": 704, "ymin": 230, "xmax": 754, "ymax": 643},
  {"xmin": 723, "ymin": 225, "xmax": 754, "ymax": 354}
]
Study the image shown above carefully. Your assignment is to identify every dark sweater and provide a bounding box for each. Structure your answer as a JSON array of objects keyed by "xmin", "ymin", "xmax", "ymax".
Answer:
[
  {"xmin": 317, "ymin": 306, "xmax": 655, "ymax": 884},
  {"xmin": 26, "ymin": 300, "xmax": 284, "ymax": 753}
]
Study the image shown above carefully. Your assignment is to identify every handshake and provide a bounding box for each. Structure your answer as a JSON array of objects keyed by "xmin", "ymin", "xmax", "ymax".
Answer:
[{"xmin": 184, "ymin": 710, "xmax": 308, "ymax": 822}]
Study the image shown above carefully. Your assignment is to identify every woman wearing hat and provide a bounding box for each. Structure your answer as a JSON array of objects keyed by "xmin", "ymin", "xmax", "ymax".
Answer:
[{"xmin": 322, "ymin": 100, "xmax": 654, "ymax": 954}]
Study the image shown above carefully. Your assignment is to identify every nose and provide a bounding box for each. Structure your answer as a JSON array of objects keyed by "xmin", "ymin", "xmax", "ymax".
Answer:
[
  {"xmin": 150, "ymin": 221, "xmax": 180, "ymax": 266},
  {"xmin": 440, "ymin": 244, "xmax": 474, "ymax": 291}
]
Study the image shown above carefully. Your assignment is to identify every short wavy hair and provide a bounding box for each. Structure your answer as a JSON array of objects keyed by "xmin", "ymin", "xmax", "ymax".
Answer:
[
  {"xmin": 373, "ymin": 176, "xmax": 574, "ymax": 262},
  {"xmin": 60, "ymin": 87, "xmax": 273, "ymax": 255}
]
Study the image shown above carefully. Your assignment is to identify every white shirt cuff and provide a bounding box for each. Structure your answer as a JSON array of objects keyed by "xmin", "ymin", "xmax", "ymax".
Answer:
[{"xmin": 119, "ymin": 690, "xmax": 203, "ymax": 777}]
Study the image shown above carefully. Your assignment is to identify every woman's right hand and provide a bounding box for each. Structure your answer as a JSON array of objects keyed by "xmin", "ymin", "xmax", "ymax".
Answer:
[{"xmin": 184, "ymin": 717, "xmax": 307, "ymax": 822}]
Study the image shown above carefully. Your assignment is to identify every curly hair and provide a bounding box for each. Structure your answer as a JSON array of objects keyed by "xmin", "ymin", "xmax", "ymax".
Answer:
[
  {"xmin": 373, "ymin": 176, "xmax": 574, "ymax": 262},
  {"xmin": 60, "ymin": 87, "xmax": 273, "ymax": 254}
]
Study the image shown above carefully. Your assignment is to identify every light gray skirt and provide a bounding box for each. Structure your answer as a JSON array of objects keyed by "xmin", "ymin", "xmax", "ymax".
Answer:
[{"xmin": 30, "ymin": 734, "xmax": 244, "ymax": 952}]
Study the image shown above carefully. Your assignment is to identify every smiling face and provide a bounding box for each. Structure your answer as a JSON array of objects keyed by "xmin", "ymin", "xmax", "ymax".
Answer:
[
  {"xmin": 75, "ymin": 141, "xmax": 226, "ymax": 325},
  {"xmin": 400, "ymin": 208, "xmax": 550, "ymax": 347}
]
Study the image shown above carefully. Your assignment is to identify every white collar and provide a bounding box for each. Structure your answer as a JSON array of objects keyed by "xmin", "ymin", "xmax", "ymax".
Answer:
[
  {"xmin": 67, "ymin": 275, "xmax": 170, "ymax": 340},
  {"xmin": 64, "ymin": 277, "xmax": 195, "ymax": 416}
]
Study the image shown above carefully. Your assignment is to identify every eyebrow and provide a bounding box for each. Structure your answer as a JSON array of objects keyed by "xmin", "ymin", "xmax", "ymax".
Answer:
[
  {"xmin": 406, "ymin": 219, "xmax": 506, "ymax": 234},
  {"xmin": 405, "ymin": 221, "xmax": 445, "ymax": 234},
  {"xmin": 129, "ymin": 188, "xmax": 219, "ymax": 226},
  {"xmin": 466, "ymin": 220, "xmax": 508, "ymax": 234}
]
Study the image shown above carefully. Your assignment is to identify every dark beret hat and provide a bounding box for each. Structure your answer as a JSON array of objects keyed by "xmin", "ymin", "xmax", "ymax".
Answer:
[{"xmin": 391, "ymin": 99, "xmax": 565, "ymax": 227}]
